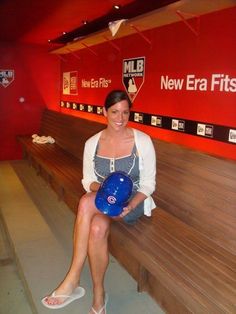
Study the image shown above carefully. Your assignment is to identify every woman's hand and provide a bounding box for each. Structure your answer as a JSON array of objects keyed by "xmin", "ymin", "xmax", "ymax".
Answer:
[
  {"xmin": 119, "ymin": 192, "xmax": 147, "ymax": 218},
  {"xmin": 119, "ymin": 203, "xmax": 134, "ymax": 218},
  {"xmin": 89, "ymin": 181, "xmax": 101, "ymax": 192}
]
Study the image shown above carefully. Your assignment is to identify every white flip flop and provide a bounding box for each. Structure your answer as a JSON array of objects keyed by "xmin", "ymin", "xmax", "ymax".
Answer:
[
  {"xmin": 41, "ymin": 286, "xmax": 85, "ymax": 309},
  {"xmin": 90, "ymin": 293, "xmax": 108, "ymax": 314}
]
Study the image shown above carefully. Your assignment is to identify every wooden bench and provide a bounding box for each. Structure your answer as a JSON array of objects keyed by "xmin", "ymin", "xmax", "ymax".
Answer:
[{"xmin": 18, "ymin": 109, "xmax": 236, "ymax": 313}]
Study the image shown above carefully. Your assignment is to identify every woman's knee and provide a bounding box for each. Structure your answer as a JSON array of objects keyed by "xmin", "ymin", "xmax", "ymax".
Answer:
[
  {"xmin": 89, "ymin": 215, "xmax": 110, "ymax": 241},
  {"xmin": 77, "ymin": 193, "xmax": 95, "ymax": 216}
]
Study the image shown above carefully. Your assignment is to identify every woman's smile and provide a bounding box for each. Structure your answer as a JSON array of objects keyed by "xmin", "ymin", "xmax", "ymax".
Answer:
[{"xmin": 114, "ymin": 121, "xmax": 123, "ymax": 126}]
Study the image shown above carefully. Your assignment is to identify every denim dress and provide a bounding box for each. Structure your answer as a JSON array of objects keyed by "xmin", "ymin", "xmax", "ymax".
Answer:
[{"xmin": 94, "ymin": 145, "xmax": 144, "ymax": 224}]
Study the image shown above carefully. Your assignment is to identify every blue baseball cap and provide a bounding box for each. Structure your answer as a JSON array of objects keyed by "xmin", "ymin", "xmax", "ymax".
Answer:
[{"xmin": 95, "ymin": 171, "xmax": 133, "ymax": 217}]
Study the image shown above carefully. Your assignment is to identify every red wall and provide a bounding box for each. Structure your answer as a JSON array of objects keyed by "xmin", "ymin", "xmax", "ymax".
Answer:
[
  {"xmin": 1, "ymin": 7, "xmax": 235, "ymax": 161},
  {"xmin": 0, "ymin": 43, "xmax": 60, "ymax": 160},
  {"xmin": 59, "ymin": 7, "xmax": 236, "ymax": 160}
]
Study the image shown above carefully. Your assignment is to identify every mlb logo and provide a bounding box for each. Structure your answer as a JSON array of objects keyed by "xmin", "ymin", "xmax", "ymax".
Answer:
[
  {"xmin": 0, "ymin": 70, "xmax": 14, "ymax": 88},
  {"xmin": 122, "ymin": 57, "xmax": 145, "ymax": 102},
  {"xmin": 178, "ymin": 120, "xmax": 185, "ymax": 131},
  {"xmin": 205, "ymin": 125, "xmax": 214, "ymax": 137},
  {"xmin": 228, "ymin": 129, "xmax": 236, "ymax": 143}
]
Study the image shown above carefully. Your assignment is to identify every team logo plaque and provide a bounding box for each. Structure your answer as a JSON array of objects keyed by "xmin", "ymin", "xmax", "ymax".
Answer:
[
  {"xmin": 122, "ymin": 57, "xmax": 145, "ymax": 102},
  {"xmin": 0, "ymin": 70, "xmax": 14, "ymax": 88}
]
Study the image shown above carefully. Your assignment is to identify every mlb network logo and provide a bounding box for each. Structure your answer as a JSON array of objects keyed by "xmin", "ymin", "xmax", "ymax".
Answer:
[
  {"xmin": 122, "ymin": 57, "xmax": 145, "ymax": 102},
  {"xmin": 0, "ymin": 70, "xmax": 14, "ymax": 88}
]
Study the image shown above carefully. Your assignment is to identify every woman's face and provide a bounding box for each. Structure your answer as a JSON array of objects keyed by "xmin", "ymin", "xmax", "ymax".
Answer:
[{"xmin": 103, "ymin": 100, "xmax": 130, "ymax": 131}]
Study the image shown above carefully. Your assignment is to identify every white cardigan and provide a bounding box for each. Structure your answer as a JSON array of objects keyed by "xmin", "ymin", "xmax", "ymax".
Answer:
[{"xmin": 82, "ymin": 128, "xmax": 156, "ymax": 216}]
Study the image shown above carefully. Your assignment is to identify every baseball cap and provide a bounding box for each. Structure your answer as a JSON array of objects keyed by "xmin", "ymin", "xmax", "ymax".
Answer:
[{"xmin": 95, "ymin": 171, "xmax": 133, "ymax": 217}]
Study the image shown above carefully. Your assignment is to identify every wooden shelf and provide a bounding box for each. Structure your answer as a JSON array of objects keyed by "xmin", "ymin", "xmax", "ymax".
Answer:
[{"xmin": 50, "ymin": 0, "xmax": 235, "ymax": 55}]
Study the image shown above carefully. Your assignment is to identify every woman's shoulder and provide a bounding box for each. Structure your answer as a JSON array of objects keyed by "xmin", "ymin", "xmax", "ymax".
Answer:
[
  {"xmin": 85, "ymin": 130, "xmax": 103, "ymax": 146},
  {"xmin": 132, "ymin": 128, "xmax": 152, "ymax": 141}
]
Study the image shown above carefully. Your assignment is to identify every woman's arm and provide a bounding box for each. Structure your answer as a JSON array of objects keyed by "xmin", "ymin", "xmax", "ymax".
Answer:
[
  {"xmin": 81, "ymin": 134, "xmax": 100, "ymax": 192},
  {"xmin": 120, "ymin": 191, "xmax": 147, "ymax": 217},
  {"xmin": 137, "ymin": 132, "xmax": 156, "ymax": 197}
]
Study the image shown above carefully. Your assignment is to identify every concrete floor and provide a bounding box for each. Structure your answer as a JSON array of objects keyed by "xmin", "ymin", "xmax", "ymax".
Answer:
[
  {"xmin": 0, "ymin": 216, "xmax": 32, "ymax": 314},
  {"xmin": 0, "ymin": 160, "xmax": 164, "ymax": 314}
]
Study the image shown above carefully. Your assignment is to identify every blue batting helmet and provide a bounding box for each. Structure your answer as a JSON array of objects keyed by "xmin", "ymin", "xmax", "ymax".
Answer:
[{"xmin": 95, "ymin": 171, "xmax": 133, "ymax": 217}]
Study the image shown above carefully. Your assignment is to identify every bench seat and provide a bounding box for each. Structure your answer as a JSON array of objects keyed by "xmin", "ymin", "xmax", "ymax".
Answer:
[
  {"xmin": 17, "ymin": 109, "xmax": 236, "ymax": 313},
  {"xmin": 110, "ymin": 209, "xmax": 236, "ymax": 313},
  {"xmin": 18, "ymin": 135, "xmax": 84, "ymax": 210}
]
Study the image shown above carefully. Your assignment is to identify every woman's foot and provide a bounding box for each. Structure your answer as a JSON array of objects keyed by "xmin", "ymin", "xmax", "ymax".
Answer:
[
  {"xmin": 42, "ymin": 281, "xmax": 85, "ymax": 307},
  {"xmin": 89, "ymin": 293, "xmax": 108, "ymax": 314},
  {"xmin": 45, "ymin": 282, "xmax": 74, "ymax": 305}
]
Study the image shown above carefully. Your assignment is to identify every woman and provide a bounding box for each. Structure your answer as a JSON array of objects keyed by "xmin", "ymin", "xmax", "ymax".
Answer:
[{"xmin": 42, "ymin": 90, "xmax": 156, "ymax": 314}]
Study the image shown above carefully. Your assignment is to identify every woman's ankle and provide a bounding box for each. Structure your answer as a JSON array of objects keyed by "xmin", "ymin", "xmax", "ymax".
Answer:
[
  {"xmin": 92, "ymin": 288, "xmax": 105, "ymax": 303},
  {"xmin": 56, "ymin": 278, "xmax": 79, "ymax": 293}
]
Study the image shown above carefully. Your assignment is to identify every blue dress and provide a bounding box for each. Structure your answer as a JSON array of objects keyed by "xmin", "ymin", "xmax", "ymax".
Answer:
[{"xmin": 94, "ymin": 145, "xmax": 144, "ymax": 224}]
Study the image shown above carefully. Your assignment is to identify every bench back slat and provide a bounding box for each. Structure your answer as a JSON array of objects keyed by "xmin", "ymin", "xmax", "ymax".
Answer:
[
  {"xmin": 40, "ymin": 109, "xmax": 236, "ymax": 255},
  {"xmin": 153, "ymin": 140, "xmax": 236, "ymax": 254},
  {"xmin": 40, "ymin": 109, "xmax": 104, "ymax": 160}
]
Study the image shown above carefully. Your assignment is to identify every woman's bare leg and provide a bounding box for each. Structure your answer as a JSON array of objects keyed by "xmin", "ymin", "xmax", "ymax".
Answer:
[
  {"xmin": 46, "ymin": 192, "xmax": 99, "ymax": 305},
  {"xmin": 88, "ymin": 214, "xmax": 111, "ymax": 314}
]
